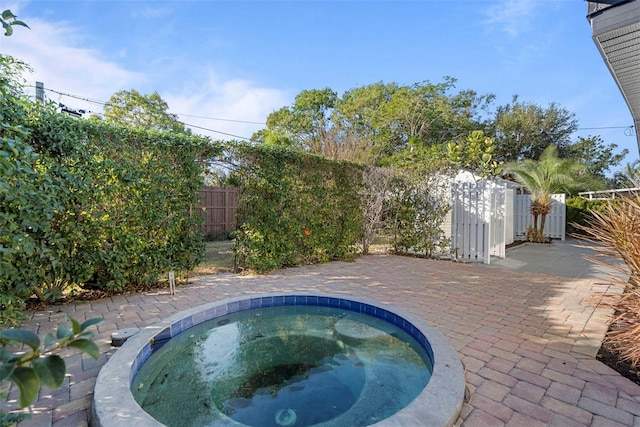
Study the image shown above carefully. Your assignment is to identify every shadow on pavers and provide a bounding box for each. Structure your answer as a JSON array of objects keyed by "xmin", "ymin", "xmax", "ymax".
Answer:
[{"xmin": 485, "ymin": 237, "xmax": 626, "ymax": 281}]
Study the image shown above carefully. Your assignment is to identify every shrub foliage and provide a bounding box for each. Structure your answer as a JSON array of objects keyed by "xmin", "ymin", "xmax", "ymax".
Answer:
[
  {"xmin": 1, "ymin": 56, "xmax": 219, "ymax": 321},
  {"xmin": 565, "ymin": 196, "xmax": 608, "ymax": 235},
  {"xmin": 230, "ymin": 144, "xmax": 364, "ymax": 272}
]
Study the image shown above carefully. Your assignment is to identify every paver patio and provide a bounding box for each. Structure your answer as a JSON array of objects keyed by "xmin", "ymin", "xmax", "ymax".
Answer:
[{"xmin": 3, "ymin": 248, "xmax": 640, "ymax": 426}]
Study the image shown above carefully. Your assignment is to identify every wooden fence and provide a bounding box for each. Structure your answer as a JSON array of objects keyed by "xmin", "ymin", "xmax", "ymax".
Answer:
[{"xmin": 197, "ymin": 186, "xmax": 238, "ymax": 232}]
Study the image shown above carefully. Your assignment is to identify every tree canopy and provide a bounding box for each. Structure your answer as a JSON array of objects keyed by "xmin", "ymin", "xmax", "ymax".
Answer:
[
  {"xmin": 560, "ymin": 135, "xmax": 628, "ymax": 181},
  {"xmin": 490, "ymin": 96, "xmax": 578, "ymax": 163},
  {"xmin": 104, "ymin": 89, "xmax": 187, "ymax": 133},
  {"xmin": 254, "ymin": 78, "xmax": 493, "ymax": 165},
  {"xmin": 254, "ymin": 80, "xmax": 630, "ymax": 178}
]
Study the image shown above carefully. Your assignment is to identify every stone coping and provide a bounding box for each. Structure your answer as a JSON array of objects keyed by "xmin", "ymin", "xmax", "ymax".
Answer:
[{"xmin": 91, "ymin": 292, "xmax": 464, "ymax": 427}]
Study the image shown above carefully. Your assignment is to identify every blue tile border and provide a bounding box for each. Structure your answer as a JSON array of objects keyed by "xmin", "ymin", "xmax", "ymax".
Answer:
[{"xmin": 132, "ymin": 294, "xmax": 436, "ymax": 383}]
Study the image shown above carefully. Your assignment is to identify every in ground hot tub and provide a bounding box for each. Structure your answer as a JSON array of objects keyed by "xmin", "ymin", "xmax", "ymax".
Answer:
[{"xmin": 92, "ymin": 294, "xmax": 464, "ymax": 427}]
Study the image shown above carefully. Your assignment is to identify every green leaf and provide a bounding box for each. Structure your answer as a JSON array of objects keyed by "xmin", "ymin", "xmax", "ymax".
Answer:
[
  {"xmin": 80, "ymin": 317, "xmax": 104, "ymax": 332},
  {"xmin": 2, "ymin": 10, "xmax": 17, "ymax": 20},
  {"xmin": 44, "ymin": 333, "xmax": 57, "ymax": 348},
  {"xmin": 0, "ymin": 329, "xmax": 40, "ymax": 351},
  {"xmin": 56, "ymin": 325, "xmax": 73, "ymax": 340},
  {"xmin": 0, "ymin": 411, "xmax": 32, "ymax": 425},
  {"xmin": 0, "ymin": 347, "xmax": 17, "ymax": 362},
  {"xmin": 10, "ymin": 367, "xmax": 40, "ymax": 408},
  {"xmin": 70, "ymin": 317, "xmax": 81, "ymax": 335},
  {"xmin": 12, "ymin": 20, "xmax": 29, "ymax": 29},
  {"xmin": 68, "ymin": 339, "xmax": 100, "ymax": 360},
  {"xmin": 0, "ymin": 362, "xmax": 15, "ymax": 383},
  {"xmin": 31, "ymin": 355, "xmax": 65, "ymax": 389}
]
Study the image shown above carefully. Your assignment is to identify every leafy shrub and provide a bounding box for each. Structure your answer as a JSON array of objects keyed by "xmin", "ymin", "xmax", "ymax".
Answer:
[
  {"xmin": 382, "ymin": 146, "xmax": 452, "ymax": 258},
  {"xmin": 22, "ymin": 106, "xmax": 217, "ymax": 291},
  {"xmin": 387, "ymin": 171, "xmax": 451, "ymax": 257},
  {"xmin": 360, "ymin": 166, "xmax": 395, "ymax": 254},
  {"xmin": 566, "ymin": 196, "xmax": 608, "ymax": 235},
  {"xmin": 1, "ymin": 56, "xmax": 67, "ymax": 315},
  {"xmin": 1, "ymin": 54, "xmax": 221, "ymax": 322},
  {"xmin": 230, "ymin": 144, "xmax": 363, "ymax": 272}
]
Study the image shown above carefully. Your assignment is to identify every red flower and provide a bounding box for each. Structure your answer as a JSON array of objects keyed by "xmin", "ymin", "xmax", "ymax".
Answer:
[{"xmin": 304, "ymin": 229, "xmax": 311, "ymax": 236}]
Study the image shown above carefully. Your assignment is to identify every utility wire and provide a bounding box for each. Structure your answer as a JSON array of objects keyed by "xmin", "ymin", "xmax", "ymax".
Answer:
[
  {"xmin": 26, "ymin": 85, "xmax": 267, "ymax": 125},
  {"xmin": 182, "ymin": 122, "xmax": 253, "ymax": 141},
  {"xmin": 177, "ymin": 113, "xmax": 264, "ymax": 125},
  {"xmin": 23, "ymin": 85, "xmax": 636, "ymax": 138}
]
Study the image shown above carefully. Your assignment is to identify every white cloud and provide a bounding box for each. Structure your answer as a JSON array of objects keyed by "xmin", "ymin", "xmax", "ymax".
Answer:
[
  {"xmin": 166, "ymin": 69, "xmax": 291, "ymax": 141},
  {"xmin": 483, "ymin": 0, "xmax": 538, "ymax": 38},
  {"xmin": 2, "ymin": 14, "xmax": 146, "ymax": 112},
  {"xmin": 2, "ymin": 3, "xmax": 290, "ymax": 139}
]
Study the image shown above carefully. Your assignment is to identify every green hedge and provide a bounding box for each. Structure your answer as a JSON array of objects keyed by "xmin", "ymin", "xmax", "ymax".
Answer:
[
  {"xmin": 566, "ymin": 196, "xmax": 609, "ymax": 235},
  {"xmin": 230, "ymin": 144, "xmax": 364, "ymax": 272},
  {"xmin": 1, "ymin": 84, "xmax": 220, "ymax": 318}
]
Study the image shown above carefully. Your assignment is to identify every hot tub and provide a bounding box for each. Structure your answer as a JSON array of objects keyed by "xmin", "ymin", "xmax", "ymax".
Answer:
[{"xmin": 91, "ymin": 293, "xmax": 464, "ymax": 426}]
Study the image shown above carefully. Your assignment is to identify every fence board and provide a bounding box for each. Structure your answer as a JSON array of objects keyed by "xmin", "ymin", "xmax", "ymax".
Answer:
[
  {"xmin": 450, "ymin": 181, "xmax": 515, "ymax": 264},
  {"xmin": 451, "ymin": 181, "xmax": 502, "ymax": 264},
  {"xmin": 197, "ymin": 186, "xmax": 238, "ymax": 232},
  {"xmin": 514, "ymin": 194, "xmax": 566, "ymax": 240}
]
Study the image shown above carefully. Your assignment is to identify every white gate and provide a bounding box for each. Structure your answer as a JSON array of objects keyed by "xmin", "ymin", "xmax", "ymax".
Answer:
[
  {"xmin": 451, "ymin": 181, "xmax": 508, "ymax": 264},
  {"xmin": 514, "ymin": 194, "xmax": 566, "ymax": 240},
  {"xmin": 450, "ymin": 181, "xmax": 565, "ymax": 263}
]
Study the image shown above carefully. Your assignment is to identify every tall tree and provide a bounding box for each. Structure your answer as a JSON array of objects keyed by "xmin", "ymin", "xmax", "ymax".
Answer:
[
  {"xmin": 381, "ymin": 78, "xmax": 492, "ymax": 151},
  {"xmin": 256, "ymin": 79, "xmax": 493, "ymax": 164},
  {"xmin": 104, "ymin": 89, "xmax": 187, "ymax": 133},
  {"xmin": 257, "ymin": 88, "xmax": 338, "ymax": 156},
  {"xmin": 504, "ymin": 145, "xmax": 592, "ymax": 242},
  {"xmin": 332, "ymin": 82, "xmax": 398, "ymax": 163},
  {"xmin": 561, "ymin": 135, "xmax": 628, "ymax": 180},
  {"xmin": 491, "ymin": 96, "xmax": 578, "ymax": 163}
]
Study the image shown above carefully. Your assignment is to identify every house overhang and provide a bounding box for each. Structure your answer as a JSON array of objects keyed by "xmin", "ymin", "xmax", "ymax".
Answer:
[{"xmin": 587, "ymin": 0, "xmax": 640, "ymax": 154}]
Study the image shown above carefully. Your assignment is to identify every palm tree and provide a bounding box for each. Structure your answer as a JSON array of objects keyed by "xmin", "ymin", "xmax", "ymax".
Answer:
[{"xmin": 504, "ymin": 145, "xmax": 591, "ymax": 242}]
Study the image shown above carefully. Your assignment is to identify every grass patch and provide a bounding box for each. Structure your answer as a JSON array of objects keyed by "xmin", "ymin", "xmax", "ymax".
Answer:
[{"xmin": 192, "ymin": 241, "xmax": 235, "ymax": 276}]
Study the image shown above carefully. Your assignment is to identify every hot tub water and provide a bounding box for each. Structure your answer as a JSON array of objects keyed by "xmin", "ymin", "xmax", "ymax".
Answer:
[{"xmin": 132, "ymin": 306, "xmax": 431, "ymax": 427}]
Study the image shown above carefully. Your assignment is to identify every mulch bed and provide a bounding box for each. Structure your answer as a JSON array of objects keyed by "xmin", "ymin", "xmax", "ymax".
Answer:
[
  {"xmin": 24, "ymin": 281, "xmax": 173, "ymax": 311},
  {"xmin": 597, "ymin": 343, "xmax": 640, "ymax": 385}
]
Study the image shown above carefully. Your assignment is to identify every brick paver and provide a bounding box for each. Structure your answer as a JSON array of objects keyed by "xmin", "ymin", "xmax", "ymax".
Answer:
[{"xmin": 3, "ymin": 253, "xmax": 639, "ymax": 426}]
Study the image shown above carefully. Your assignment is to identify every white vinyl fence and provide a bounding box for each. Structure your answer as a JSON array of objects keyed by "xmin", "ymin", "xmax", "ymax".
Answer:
[
  {"xmin": 450, "ymin": 180, "xmax": 565, "ymax": 264},
  {"xmin": 450, "ymin": 181, "xmax": 510, "ymax": 264},
  {"xmin": 514, "ymin": 194, "xmax": 566, "ymax": 240}
]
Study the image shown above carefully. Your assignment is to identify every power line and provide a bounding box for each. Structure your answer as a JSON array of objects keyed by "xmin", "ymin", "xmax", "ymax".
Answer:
[
  {"xmin": 176, "ymin": 113, "xmax": 264, "ymax": 125},
  {"xmin": 182, "ymin": 122, "xmax": 252, "ymax": 140},
  {"xmin": 22, "ymin": 84, "xmax": 636, "ymax": 139},
  {"xmin": 26, "ymin": 85, "xmax": 267, "ymax": 125}
]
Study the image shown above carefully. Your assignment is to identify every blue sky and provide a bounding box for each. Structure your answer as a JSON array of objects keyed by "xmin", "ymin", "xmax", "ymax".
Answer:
[{"xmin": 2, "ymin": 0, "xmax": 639, "ymax": 169}]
